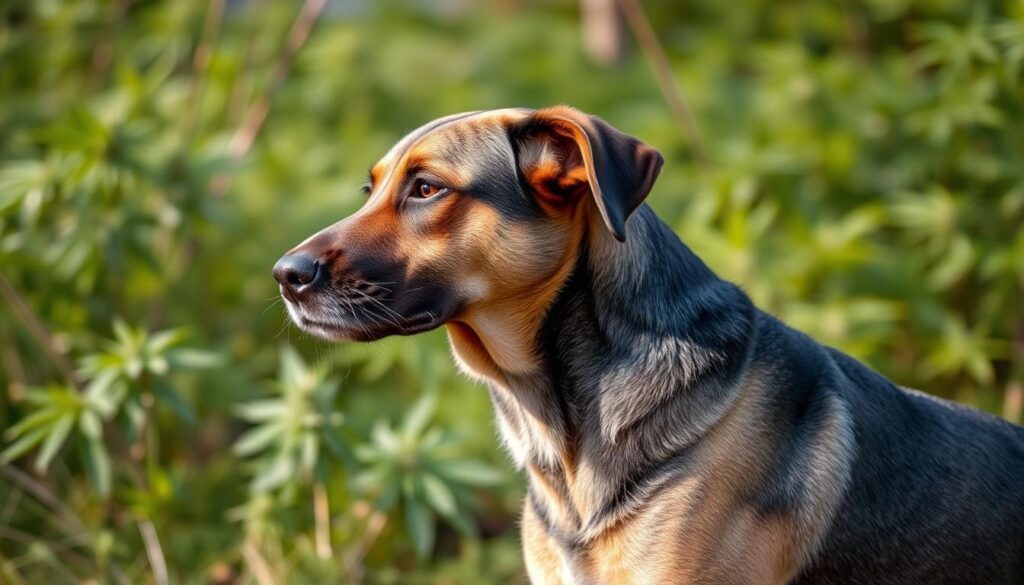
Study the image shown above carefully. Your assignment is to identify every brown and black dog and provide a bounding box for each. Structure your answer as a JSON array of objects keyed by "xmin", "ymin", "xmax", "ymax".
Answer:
[{"xmin": 273, "ymin": 107, "xmax": 1024, "ymax": 584}]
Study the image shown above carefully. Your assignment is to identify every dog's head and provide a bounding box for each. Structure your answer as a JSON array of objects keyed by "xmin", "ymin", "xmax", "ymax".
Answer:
[{"xmin": 273, "ymin": 106, "xmax": 662, "ymax": 343}]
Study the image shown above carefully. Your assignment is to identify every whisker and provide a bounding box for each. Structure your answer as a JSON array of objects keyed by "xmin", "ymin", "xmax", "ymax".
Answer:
[
  {"xmin": 262, "ymin": 297, "xmax": 283, "ymax": 316},
  {"xmin": 352, "ymin": 289, "xmax": 404, "ymax": 326},
  {"xmin": 343, "ymin": 296, "xmax": 373, "ymax": 338},
  {"xmin": 274, "ymin": 313, "xmax": 292, "ymax": 340},
  {"xmin": 356, "ymin": 304, "xmax": 387, "ymax": 330}
]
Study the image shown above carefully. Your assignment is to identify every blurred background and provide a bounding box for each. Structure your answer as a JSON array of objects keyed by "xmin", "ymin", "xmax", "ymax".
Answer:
[{"xmin": 1, "ymin": 0, "xmax": 1022, "ymax": 582}]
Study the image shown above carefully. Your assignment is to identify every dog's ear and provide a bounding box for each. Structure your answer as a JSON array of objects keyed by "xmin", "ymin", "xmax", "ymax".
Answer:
[{"xmin": 511, "ymin": 107, "xmax": 663, "ymax": 241}]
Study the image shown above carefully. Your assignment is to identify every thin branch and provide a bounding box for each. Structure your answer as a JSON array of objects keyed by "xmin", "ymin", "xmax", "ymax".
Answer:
[
  {"xmin": 0, "ymin": 466, "xmax": 87, "ymax": 535},
  {"xmin": 1005, "ymin": 302, "xmax": 1023, "ymax": 423},
  {"xmin": 0, "ymin": 466, "xmax": 131, "ymax": 585},
  {"xmin": 89, "ymin": 0, "xmax": 129, "ymax": 83},
  {"xmin": 617, "ymin": 0, "xmax": 708, "ymax": 167},
  {"xmin": 343, "ymin": 509, "xmax": 387, "ymax": 584},
  {"xmin": 0, "ymin": 271, "xmax": 80, "ymax": 388},
  {"xmin": 179, "ymin": 0, "xmax": 228, "ymax": 141},
  {"xmin": 226, "ymin": 0, "xmax": 328, "ymax": 161},
  {"xmin": 0, "ymin": 524, "xmax": 94, "ymax": 574},
  {"xmin": 242, "ymin": 540, "xmax": 278, "ymax": 585},
  {"xmin": 313, "ymin": 481, "xmax": 333, "ymax": 560},
  {"xmin": 138, "ymin": 519, "xmax": 170, "ymax": 585},
  {"xmin": 1005, "ymin": 381, "xmax": 1022, "ymax": 423},
  {"xmin": 0, "ymin": 551, "xmax": 29, "ymax": 585}
]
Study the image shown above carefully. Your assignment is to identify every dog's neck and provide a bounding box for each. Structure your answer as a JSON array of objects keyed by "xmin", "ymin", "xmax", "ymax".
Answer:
[{"xmin": 446, "ymin": 205, "xmax": 758, "ymax": 534}]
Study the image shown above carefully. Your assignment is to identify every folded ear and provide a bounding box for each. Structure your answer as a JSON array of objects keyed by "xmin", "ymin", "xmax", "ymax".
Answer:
[{"xmin": 511, "ymin": 107, "xmax": 663, "ymax": 241}]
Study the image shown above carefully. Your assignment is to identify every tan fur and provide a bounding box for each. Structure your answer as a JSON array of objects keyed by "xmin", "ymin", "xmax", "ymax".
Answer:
[
  {"xmin": 523, "ymin": 499, "xmax": 572, "ymax": 585},
  {"xmin": 298, "ymin": 108, "xmax": 847, "ymax": 583},
  {"xmin": 519, "ymin": 371, "xmax": 836, "ymax": 585}
]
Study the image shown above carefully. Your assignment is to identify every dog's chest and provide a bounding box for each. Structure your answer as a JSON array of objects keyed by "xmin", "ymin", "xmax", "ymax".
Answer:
[
  {"xmin": 521, "ymin": 468, "xmax": 788, "ymax": 585},
  {"xmin": 486, "ymin": 375, "xmax": 576, "ymax": 471}
]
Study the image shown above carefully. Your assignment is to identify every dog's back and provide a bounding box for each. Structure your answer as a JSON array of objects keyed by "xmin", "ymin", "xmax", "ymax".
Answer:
[{"xmin": 785, "ymin": 335, "xmax": 1024, "ymax": 583}]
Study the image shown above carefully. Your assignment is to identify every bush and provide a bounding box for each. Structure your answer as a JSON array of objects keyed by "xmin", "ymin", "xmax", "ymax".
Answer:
[{"xmin": 1, "ymin": 0, "xmax": 1021, "ymax": 582}]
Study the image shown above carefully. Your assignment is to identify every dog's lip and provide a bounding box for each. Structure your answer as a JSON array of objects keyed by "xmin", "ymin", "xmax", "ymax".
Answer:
[
  {"xmin": 299, "ymin": 316, "xmax": 346, "ymax": 331},
  {"xmin": 297, "ymin": 311, "xmax": 443, "ymax": 340}
]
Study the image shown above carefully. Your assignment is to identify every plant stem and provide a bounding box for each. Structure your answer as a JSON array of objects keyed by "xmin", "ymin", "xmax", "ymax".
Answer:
[
  {"xmin": 138, "ymin": 519, "xmax": 170, "ymax": 585},
  {"xmin": 617, "ymin": 0, "xmax": 708, "ymax": 167},
  {"xmin": 313, "ymin": 480, "xmax": 333, "ymax": 560},
  {"xmin": 0, "ymin": 271, "xmax": 80, "ymax": 389},
  {"xmin": 0, "ymin": 465, "xmax": 86, "ymax": 535},
  {"xmin": 1005, "ymin": 302, "xmax": 1023, "ymax": 423},
  {"xmin": 343, "ymin": 509, "xmax": 387, "ymax": 584},
  {"xmin": 226, "ymin": 0, "xmax": 329, "ymax": 162},
  {"xmin": 179, "ymin": 0, "xmax": 227, "ymax": 143},
  {"xmin": 242, "ymin": 539, "xmax": 278, "ymax": 585}
]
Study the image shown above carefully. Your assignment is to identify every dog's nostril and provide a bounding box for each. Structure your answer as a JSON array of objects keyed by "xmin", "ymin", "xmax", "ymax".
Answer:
[{"xmin": 273, "ymin": 253, "xmax": 320, "ymax": 289}]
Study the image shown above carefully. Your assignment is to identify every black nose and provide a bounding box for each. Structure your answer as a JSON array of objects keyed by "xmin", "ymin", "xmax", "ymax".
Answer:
[{"xmin": 273, "ymin": 253, "xmax": 322, "ymax": 292}]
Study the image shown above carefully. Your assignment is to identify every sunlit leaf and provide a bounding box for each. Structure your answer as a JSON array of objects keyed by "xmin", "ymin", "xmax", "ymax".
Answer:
[
  {"xmin": 422, "ymin": 473, "xmax": 456, "ymax": 517},
  {"xmin": 436, "ymin": 460, "xmax": 506, "ymax": 487},
  {"xmin": 34, "ymin": 415, "xmax": 74, "ymax": 472}
]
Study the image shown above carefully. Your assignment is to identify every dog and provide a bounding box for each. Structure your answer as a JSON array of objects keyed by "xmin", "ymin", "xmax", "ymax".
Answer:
[{"xmin": 273, "ymin": 107, "xmax": 1024, "ymax": 584}]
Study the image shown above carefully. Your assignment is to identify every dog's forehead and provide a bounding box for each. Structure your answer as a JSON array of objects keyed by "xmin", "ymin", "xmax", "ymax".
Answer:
[{"xmin": 371, "ymin": 109, "xmax": 530, "ymax": 186}]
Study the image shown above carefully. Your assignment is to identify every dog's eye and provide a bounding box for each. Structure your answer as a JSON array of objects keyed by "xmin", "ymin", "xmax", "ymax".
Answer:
[{"xmin": 413, "ymin": 179, "xmax": 444, "ymax": 199}]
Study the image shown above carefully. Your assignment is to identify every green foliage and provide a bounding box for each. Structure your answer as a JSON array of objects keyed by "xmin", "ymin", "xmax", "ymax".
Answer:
[
  {"xmin": 352, "ymin": 394, "xmax": 504, "ymax": 557},
  {"xmin": 0, "ymin": 0, "xmax": 1022, "ymax": 582},
  {"xmin": 234, "ymin": 346, "xmax": 347, "ymax": 492}
]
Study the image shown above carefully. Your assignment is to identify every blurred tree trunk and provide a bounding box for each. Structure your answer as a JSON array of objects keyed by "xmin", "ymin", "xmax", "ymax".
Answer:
[{"xmin": 581, "ymin": 0, "xmax": 623, "ymax": 65}]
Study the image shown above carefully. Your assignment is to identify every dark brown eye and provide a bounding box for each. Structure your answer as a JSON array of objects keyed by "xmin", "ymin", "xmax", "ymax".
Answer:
[{"xmin": 414, "ymin": 179, "xmax": 444, "ymax": 199}]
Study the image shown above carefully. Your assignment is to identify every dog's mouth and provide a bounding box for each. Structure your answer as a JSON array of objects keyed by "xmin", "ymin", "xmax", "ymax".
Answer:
[{"xmin": 283, "ymin": 292, "xmax": 449, "ymax": 342}]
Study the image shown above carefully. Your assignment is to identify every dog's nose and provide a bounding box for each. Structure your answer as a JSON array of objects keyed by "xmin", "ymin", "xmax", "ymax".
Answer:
[{"xmin": 273, "ymin": 253, "xmax": 322, "ymax": 292}]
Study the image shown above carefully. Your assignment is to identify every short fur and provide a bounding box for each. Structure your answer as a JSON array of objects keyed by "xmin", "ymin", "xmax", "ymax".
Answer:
[{"xmin": 275, "ymin": 107, "xmax": 1024, "ymax": 584}]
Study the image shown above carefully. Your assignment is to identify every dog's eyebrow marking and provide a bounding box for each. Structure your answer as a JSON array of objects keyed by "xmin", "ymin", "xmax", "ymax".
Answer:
[
  {"xmin": 373, "ymin": 109, "xmax": 531, "ymax": 198},
  {"xmin": 375, "ymin": 111, "xmax": 482, "ymax": 195}
]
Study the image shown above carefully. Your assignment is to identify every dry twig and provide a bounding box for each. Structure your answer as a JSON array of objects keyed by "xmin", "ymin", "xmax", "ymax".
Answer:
[
  {"xmin": 617, "ymin": 0, "xmax": 708, "ymax": 166},
  {"xmin": 227, "ymin": 0, "xmax": 329, "ymax": 161}
]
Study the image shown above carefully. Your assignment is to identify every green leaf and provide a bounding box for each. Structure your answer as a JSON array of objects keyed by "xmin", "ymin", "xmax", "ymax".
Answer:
[
  {"xmin": 350, "ymin": 464, "xmax": 390, "ymax": 494},
  {"xmin": 5, "ymin": 407, "xmax": 61, "ymax": 439},
  {"xmin": 404, "ymin": 498, "xmax": 435, "ymax": 558},
  {"xmin": 153, "ymin": 379, "xmax": 196, "ymax": 424},
  {"xmin": 148, "ymin": 327, "xmax": 188, "ymax": 353},
  {"xmin": 252, "ymin": 455, "xmax": 295, "ymax": 492},
  {"xmin": 436, "ymin": 460, "xmax": 505, "ymax": 487},
  {"xmin": 0, "ymin": 160, "xmax": 48, "ymax": 211},
  {"xmin": 279, "ymin": 345, "xmax": 308, "ymax": 387},
  {"xmin": 421, "ymin": 473, "xmax": 456, "ymax": 517},
  {"xmin": 0, "ymin": 426, "xmax": 50, "ymax": 463},
  {"xmin": 300, "ymin": 432, "xmax": 319, "ymax": 473},
  {"xmin": 34, "ymin": 415, "xmax": 74, "ymax": 472},
  {"xmin": 165, "ymin": 349, "xmax": 222, "ymax": 369},
  {"xmin": 928, "ymin": 235, "xmax": 974, "ymax": 290},
  {"xmin": 112, "ymin": 319, "xmax": 136, "ymax": 348},
  {"xmin": 233, "ymin": 422, "xmax": 284, "ymax": 457},
  {"xmin": 402, "ymin": 392, "xmax": 436, "ymax": 441},
  {"xmin": 376, "ymin": 480, "xmax": 402, "ymax": 511},
  {"xmin": 371, "ymin": 421, "xmax": 402, "ymax": 455},
  {"xmin": 321, "ymin": 429, "xmax": 352, "ymax": 465},
  {"xmin": 234, "ymin": 400, "xmax": 287, "ymax": 422},
  {"xmin": 440, "ymin": 503, "xmax": 477, "ymax": 538},
  {"xmin": 82, "ymin": 438, "xmax": 112, "ymax": 496},
  {"xmin": 78, "ymin": 410, "xmax": 103, "ymax": 441},
  {"xmin": 87, "ymin": 377, "xmax": 128, "ymax": 419}
]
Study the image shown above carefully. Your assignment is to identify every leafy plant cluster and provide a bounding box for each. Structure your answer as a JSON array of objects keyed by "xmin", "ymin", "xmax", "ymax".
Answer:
[{"xmin": 0, "ymin": 0, "xmax": 1021, "ymax": 582}]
